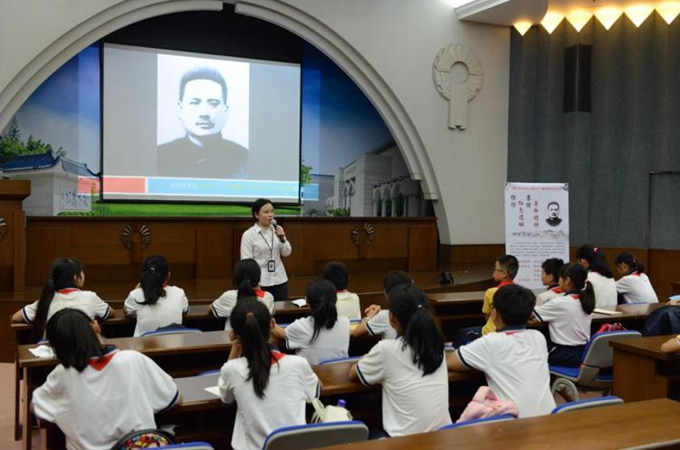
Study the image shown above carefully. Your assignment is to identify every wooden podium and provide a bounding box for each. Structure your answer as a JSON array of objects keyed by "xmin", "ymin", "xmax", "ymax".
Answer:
[{"xmin": 0, "ymin": 180, "xmax": 30, "ymax": 290}]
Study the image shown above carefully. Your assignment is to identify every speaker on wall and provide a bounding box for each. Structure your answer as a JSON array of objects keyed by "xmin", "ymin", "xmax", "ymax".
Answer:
[{"xmin": 563, "ymin": 44, "xmax": 592, "ymax": 113}]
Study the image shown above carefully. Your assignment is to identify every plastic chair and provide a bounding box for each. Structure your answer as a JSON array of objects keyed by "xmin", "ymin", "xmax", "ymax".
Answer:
[
  {"xmin": 439, "ymin": 414, "xmax": 516, "ymax": 430},
  {"xmin": 163, "ymin": 443, "xmax": 215, "ymax": 450},
  {"xmin": 550, "ymin": 330, "xmax": 642, "ymax": 401},
  {"xmin": 110, "ymin": 428, "xmax": 175, "ymax": 449},
  {"xmin": 199, "ymin": 369, "xmax": 221, "ymax": 376},
  {"xmin": 317, "ymin": 356, "xmax": 362, "ymax": 365},
  {"xmin": 551, "ymin": 395, "xmax": 624, "ymax": 414},
  {"xmin": 140, "ymin": 327, "xmax": 202, "ymax": 337},
  {"xmin": 262, "ymin": 420, "xmax": 368, "ymax": 450}
]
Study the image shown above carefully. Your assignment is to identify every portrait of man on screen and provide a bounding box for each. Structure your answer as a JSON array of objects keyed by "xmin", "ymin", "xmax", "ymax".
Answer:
[{"xmin": 158, "ymin": 66, "xmax": 249, "ymax": 179}]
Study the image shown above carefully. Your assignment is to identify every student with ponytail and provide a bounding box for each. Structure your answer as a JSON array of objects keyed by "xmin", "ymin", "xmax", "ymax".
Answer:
[
  {"xmin": 219, "ymin": 300, "xmax": 320, "ymax": 450},
  {"xmin": 533, "ymin": 263, "xmax": 595, "ymax": 367},
  {"xmin": 576, "ymin": 244, "xmax": 617, "ymax": 307},
  {"xmin": 614, "ymin": 251, "xmax": 658, "ymax": 304},
  {"xmin": 271, "ymin": 278, "xmax": 350, "ymax": 365},
  {"xmin": 31, "ymin": 308, "xmax": 179, "ymax": 450},
  {"xmin": 124, "ymin": 255, "xmax": 189, "ymax": 337},
  {"xmin": 12, "ymin": 257, "xmax": 114, "ymax": 336},
  {"xmin": 211, "ymin": 259, "xmax": 275, "ymax": 331},
  {"xmin": 349, "ymin": 284, "xmax": 451, "ymax": 437}
]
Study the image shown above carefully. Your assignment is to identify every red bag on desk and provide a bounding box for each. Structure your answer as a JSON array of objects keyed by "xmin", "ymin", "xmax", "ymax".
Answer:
[{"xmin": 596, "ymin": 323, "xmax": 626, "ymax": 333}]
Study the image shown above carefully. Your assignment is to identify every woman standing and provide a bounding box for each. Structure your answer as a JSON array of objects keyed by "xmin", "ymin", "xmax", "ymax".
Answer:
[{"xmin": 240, "ymin": 198, "xmax": 292, "ymax": 302}]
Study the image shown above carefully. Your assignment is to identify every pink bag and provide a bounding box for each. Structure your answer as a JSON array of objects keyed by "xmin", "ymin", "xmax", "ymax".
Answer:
[{"xmin": 457, "ymin": 386, "xmax": 519, "ymax": 422}]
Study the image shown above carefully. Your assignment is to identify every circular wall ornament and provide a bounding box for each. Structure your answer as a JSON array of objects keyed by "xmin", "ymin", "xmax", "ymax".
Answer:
[
  {"xmin": 433, "ymin": 44, "xmax": 484, "ymax": 130},
  {"xmin": 351, "ymin": 223, "xmax": 375, "ymax": 247},
  {"xmin": 0, "ymin": 217, "xmax": 7, "ymax": 243},
  {"xmin": 121, "ymin": 224, "xmax": 152, "ymax": 250}
]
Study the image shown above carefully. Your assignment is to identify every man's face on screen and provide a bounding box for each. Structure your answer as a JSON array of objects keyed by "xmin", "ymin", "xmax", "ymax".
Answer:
[{"xmin": 178, "ymin": 79, "xmax": 228, "ymax": 139}]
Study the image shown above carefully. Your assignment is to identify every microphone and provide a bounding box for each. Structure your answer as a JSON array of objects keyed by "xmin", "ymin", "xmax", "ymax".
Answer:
[{"xmin": 271, "ymin": 219, "xmax": 286, "ymax": 243}]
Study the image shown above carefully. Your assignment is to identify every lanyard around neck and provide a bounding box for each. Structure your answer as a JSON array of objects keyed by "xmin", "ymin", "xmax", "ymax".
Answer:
[{"xmin": 259, "ymin": 227, "xmax": 274, "ymax": 258}]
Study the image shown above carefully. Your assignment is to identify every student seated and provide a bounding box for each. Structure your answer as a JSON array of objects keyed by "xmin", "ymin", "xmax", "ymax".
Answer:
[
  {"xmin": 323, "ymin": 261, "xmax": 361, "ymax": 320},
  {"xmin": 453, "ymin": 255, "xmax": 518, "ymax": 347},
  {"xmin": 448, "ymin": 285, "xmax": 556, "ymax": 418},
  {"xmin": 271, "ymin": 279, "xmax": 350, "ymax": 365},
  {"xmin": 535, "ymin": 258, "xmax": 563, "ymax": 306},
  {"xmin": 576, "ymin": 244, "xmax": 617, "ymax": 307},
  {"xmin": 661, "ymin": 335, "xmax": 680, "ymax": 353},
  {"xmin": 349, "ymin": 284, "xmax": 452, "ymax": 437},
  {"xmin": 124, "ymin": 255, "xmax": 189, "ymax": 337},
  {"xmin": 31, "ymin": 308, "xmax": 180, "ymax": 450},
  {"xmin": 352, "ymin": 270, "xmax": 413, "ymax": 340},
  {"xmin": 614, "ymin": 252, "xmax": 658, "ymax": 304},
  {"xmin": 219, "ymin": 300, "xmax": 321, "ymax": 450},
  {"xmin": 12, "ymin": 257, "xmax": 115, "ymax": 336},
  {"xmin": 532, "ymin": 263, "xmax": 595, "ymax": 367},
  {"xmin": 211, "ymin": 259, "xmax": 275, "ymax": 331}
]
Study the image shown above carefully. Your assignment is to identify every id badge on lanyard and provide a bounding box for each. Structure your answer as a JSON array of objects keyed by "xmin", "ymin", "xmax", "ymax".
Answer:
[{"xmin": 260, "ymin": 229, "xmax": 276, "ymax": 273}]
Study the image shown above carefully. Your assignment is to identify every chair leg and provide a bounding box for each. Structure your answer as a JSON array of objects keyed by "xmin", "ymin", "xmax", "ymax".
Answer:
[{"xmin": 551, "ymin": 379, "xmax": 580, "ymax": 403}]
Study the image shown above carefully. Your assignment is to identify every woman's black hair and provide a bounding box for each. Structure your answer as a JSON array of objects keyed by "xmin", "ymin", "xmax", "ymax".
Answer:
[
  {"xmin": 615, "ymin": 251, "xmax": 645, "ymax": 274},
  {"xmin": 46, "ymin": 308, "xmax": 106, "ymax": 372},
  {"xmin": 251, "ymin": 198, "xmax": 273, "ymax": 221},
  {"xmin": 230, "ymin": 299, "xmax": 273, "ymax": 399},
  {"xmin": 35, "ymin": 258, "xmax": 83, "ymax": 336},
  {"xmin": 388, "ymin": 284, "xmax": 444, "ymax": 376},
  {"xmin": 137, "ymin": 255, "xmax": 169, "ymax": 306},
  {"xmin": 234, "ymin": 259, "xmax": 261, "ymax": 300},
  {"xmin": 559, "ymin": 263, "xmax": 596, "ymax": 314},
  {"xmin": 541, "ymin": 258, "xmax": 564, "ymax": 285},
  {"xmin": 322, "ymin": 261, "xmax": 349, "ymax": 291},
  {"xmin": 576, "ymin": 245, "xmax": 613, "ymax": 278},
  {"xmin": 383, "ymin": 270, "xmax": 413, "ymax": 296},
  {"xmin": 306, "ymin": 278, "xmax": 338, "ymax": 343}
]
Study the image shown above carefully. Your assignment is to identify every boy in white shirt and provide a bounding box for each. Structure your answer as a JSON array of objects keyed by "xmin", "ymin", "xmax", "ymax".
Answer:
[
  {"xmin": 448, "ymin": 284, "xmax": 556, "ymax": 418},
  {"xmin": 323, "ymin": 261, "xmax": 361, "ymax": 320},
  {"xmin": 352, "ymin": 270, "xmax": 412, "ymax": 340},
  {"xmin": 535, "ymin": 258, "xmax": 563, "ymax": 306}
]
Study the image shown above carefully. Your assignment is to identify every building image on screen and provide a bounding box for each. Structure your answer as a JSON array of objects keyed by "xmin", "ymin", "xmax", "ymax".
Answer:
[
  {"xmin": 157, "ymin": 55, "xmax": 250, "ymax": 179},
  {"xmin": 102, "ymin": 44, "xmax": 301, "ymax": 203}
]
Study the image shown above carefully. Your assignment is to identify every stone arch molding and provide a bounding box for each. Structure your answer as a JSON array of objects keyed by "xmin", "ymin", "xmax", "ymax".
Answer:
[{"xmin": 0, "ymin": 0, "xmax": 441, "ymax": 202}]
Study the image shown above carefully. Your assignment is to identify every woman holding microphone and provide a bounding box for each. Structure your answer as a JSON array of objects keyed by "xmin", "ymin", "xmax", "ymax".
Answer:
[{"xmin": 241, "ymin": 198, "xmax": 292, "ymax": 302}]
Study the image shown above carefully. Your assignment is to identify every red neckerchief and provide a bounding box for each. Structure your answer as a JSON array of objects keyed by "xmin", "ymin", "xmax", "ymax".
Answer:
[
  {"xmin": 270, "ymin": 350, "xmax": 285, "ymax": 365},
  {"xmin": 564, "ymin": 290, "xmax": 581, "ymax": 300},
  {"xmin": 630, "ymin": 272, "xmax": 640, "ymax": 277},
  {"xmin": 89, "ymin": 348, "xmax": 118, "ymax": 371},
  {"xmin": 254, "ymin": 288, "xmax": 266, "ymax": 299},
  {"xmin": 58, "ymin": 288, "xmax": 79, "ymax": 294},
  {"xmin": 162, "ymin": 282, "xmax": 168, "ymax": 287},
  {"xmin": 550, "ymin": 286, "xmax": 562, "ymax": 294},
  {"xmin": 498, "ymin": 280, "xmax": 514, "ymax": 288}
]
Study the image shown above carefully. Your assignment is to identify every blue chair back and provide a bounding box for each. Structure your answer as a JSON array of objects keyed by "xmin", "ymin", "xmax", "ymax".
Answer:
[
  {"xmin": 440, "ymin": 414, "xmax": 516, "ymax": 430},
  {"xmin": 551, "ymin": 396, "xmax": 623, "ymax": 414},
  {"xmin": 262, "ymin": 420, "xmax": 368, "ymax": 450},
  {"xmin": 141, "ymin": 327, "xmax": 202, "ymax": 337},
  {"xmin": 162, "ymin": 443, "xmax": 215, "ymax": 450},
  {"xmin": 317, "ymin": 356, "xmax": 361, "ymax": 366}
]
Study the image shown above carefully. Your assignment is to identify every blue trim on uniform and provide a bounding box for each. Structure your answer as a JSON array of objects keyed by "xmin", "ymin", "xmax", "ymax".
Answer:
[
  {"xmin": 355, "ymin": 363, "xmax": 372, "ymax": 387},
  {"xmin": 498, "ymin": 325, "xmax": 527, "ymax": 332},
  {"xmin": 101, "ymin": 305, "xmax": 111, "ymax": 320},
  {"xmin": 22, "ymin": 306, "xmax": 32, "ymax": 323},
  {"xmin": 533, "ymin": 309, "xmax": 544, "ymax": 322},
  {"xmin": 365, "ymin": 320, "xmax": 377, "ymax": 337},
  {"xmin": 157, "ymin": 389, "xmax": 180, "ymax": 414},
  {"xmin": 456, "ymin": 348, "xmax": 474, "ymax": 369}
]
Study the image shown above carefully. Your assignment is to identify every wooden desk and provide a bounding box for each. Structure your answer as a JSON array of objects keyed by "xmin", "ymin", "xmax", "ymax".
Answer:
[
  {"xmin": 323, "ymin": 399, "xmax": 680, "ymax": 450},
  {"xmin": 611, "ymin": 334, "xmax": 680, "ymax": 402}
]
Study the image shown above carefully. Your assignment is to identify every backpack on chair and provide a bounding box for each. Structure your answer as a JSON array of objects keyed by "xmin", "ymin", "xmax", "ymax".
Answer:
[{"xmin": 642, "ymin": 305, "xmax": 680, "ymax": 336}]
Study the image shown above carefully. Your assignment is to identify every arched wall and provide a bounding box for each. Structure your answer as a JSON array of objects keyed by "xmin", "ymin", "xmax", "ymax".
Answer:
[{"xmin": 0, "ymin": 0, "xmax": 511, "ymax": 245}]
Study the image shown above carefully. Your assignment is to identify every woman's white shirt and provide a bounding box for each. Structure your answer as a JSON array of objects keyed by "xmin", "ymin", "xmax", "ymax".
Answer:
[{"xmin": 240, "ymin": 224, "xmax": 292, "ymax": 287}]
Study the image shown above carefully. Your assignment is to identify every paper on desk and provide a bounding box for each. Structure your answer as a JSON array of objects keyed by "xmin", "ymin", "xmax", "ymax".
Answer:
[
  {"xmin": 291, "ymin": 299, "xmax": 307, "ymax": 307},
  {"xmin": 593, "ymin": 308, "xmax": 623, "ymax": 316},
  {"xmin": 29, "ymin": 345, "xmax": 56, "ymax": 359},
  {"xmin": 204, "ymin": 386, "xmax": 221, "ymax": 397}
]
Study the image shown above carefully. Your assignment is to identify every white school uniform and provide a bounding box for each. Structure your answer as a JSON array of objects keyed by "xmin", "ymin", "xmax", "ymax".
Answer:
[
  {"xmin": 336, "ymin": 290, "xmax": 361, "ymax": 320},
  {"xmin": 285, "ymin": 316, "xmax": 350, "ymax": 365},
  {"xmin": 240, "ymin": 224, "xmax": 292, "ymax": 288},
  {"xmin": 456, "ymin": 327, "xmax": 556, "ymax": 418},
  {"xmin": 588, "ymin": 271, "xmax": 618, "ymax": 307},
  {"xmin": 534, "ymin": 293, "xmax": 592, "ymax": 346},
  {"xmin": 356, "ymin": 339, "xmax": 452, "ymax": 436},
  {"xmin": 124, "ymin": 285, "xmax": 189, "ymax": 337},
  {"xmin": 32, "ymin": 348, "xmax": 179, "ymax": 450},
  {"xmin": 615, "ymin": 272, "xmax": 658, "ymax": 304},
  {"xmin": 211, "ymin": 289, "xmax": 276, "ymax": 331},
  {"xmin": 535, "ymin": 286, "xmax": 561, "ymax": 307},
  {"xmin": 219, "ymin": 353, "xmax": 320, "ymax": 450},
  {"xmin": 366, "ymin": 309, "xmax": 398, "ymax": 340},
  {"xmin": 22, "ymin": 289, "xmax": 111, "ymax": 324}
]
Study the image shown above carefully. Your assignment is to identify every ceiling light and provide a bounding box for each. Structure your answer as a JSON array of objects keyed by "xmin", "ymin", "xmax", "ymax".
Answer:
[
  {"xmin": 541, "ymin": 12, "xmax": 564, "ymax": 34},
  {"xmin": 514, "ymin": 21, "xmax": 533, "ymax": 36},
  {"xmin": 625, "ymin": 4, "xmax": 654, "ymax": 27},
  {"xmin": 566, "ymin": 10, "xmax": 593, "ymax": 32},
  {"xmin": 657, "ymin": 2, "xmax": 680, "ymax": 25},
  {"xmin": 594, "ymin": 7, "xmax": 623, "ymax": 30}
]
